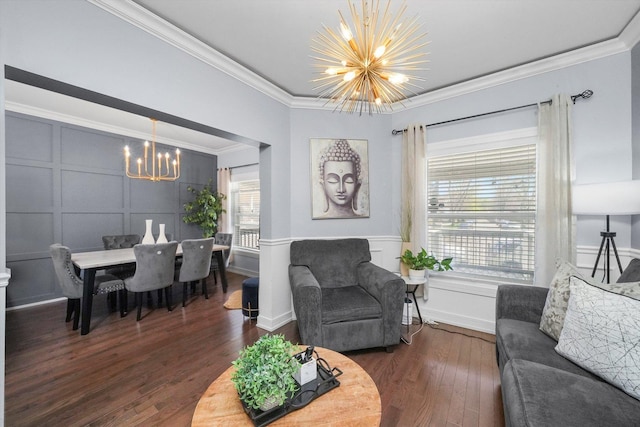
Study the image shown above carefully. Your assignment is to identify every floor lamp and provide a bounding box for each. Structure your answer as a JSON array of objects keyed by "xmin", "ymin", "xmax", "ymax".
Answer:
[{"xmin": 572, "ymin": 180, "xmax": 640, "ymax": 283}]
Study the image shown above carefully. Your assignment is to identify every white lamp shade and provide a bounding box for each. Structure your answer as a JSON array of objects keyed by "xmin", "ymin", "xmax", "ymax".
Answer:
[{"xmin": 572, "ymin": 180, "xmax": 640, "ymax": 215}]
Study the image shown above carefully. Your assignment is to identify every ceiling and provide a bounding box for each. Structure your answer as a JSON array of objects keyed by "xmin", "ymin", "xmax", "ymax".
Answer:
[
  {"xmin": 131, "ymin": 0, "xmax": 640, "ymax": 98},
  {"xmin": 6, "ymin": 1, "xmax": 640, "ymax": 155}
]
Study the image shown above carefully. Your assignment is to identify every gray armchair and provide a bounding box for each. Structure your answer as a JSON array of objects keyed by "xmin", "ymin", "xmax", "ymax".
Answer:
[{"xmin": 289, "ymin": 238, "xmax": 405, "ymax": 352}]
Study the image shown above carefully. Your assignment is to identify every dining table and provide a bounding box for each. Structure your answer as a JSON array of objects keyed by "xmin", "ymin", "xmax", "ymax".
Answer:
[{"xmin": 71, "ymin": 243, "xmax": 230, "ymax": 335}]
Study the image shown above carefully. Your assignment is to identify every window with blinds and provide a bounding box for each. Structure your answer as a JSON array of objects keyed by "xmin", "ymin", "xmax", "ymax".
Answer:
[
  {"xmin": 427, "ymin": 143, "xmax": 536, "ymax": 282},
  {"xmin": 231, "ymin": 179, "xmax": 260, "ymax": 250}
]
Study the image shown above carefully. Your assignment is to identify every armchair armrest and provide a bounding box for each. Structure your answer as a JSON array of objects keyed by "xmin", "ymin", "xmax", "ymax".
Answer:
[
  {"xmin": 357, "ymin": 262, "xmax": 405, "ymax": 346},
  {"xmin": 289, "ymin": 265, "xmax": 322, "ymax": 346},
  {"xmin": 496, "ymin": 284, "xmax": 548, "ymax": 324}
]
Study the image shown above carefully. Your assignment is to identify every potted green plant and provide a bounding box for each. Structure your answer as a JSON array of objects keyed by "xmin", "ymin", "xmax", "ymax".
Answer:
[
  {"xmin": 182, "ymin": 179, "xmax": 226, "ymax": 238},
  {"xmin": 398, "ymin": 248, "xmax": 453, "ymax": 279},
  {"xmin": 230, "ymin": 334, "xmax": 301, "ymax": 411}
]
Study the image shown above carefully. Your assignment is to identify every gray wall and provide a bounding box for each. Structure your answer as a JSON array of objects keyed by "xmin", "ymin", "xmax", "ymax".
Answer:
[
  {"xmin": 5, "ymin": 111, "xmax": 217, "ymax": 307},
  {"xmin": 392, "ymin": 52, "xmax": 635, "ymax": 250},
  {"xmin": 631, "ymin": 42, "xmax": 640, "ymax": 248}
]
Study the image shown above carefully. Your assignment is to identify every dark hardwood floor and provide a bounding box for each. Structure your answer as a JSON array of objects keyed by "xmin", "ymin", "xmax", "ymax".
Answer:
[{"xmin": 5, "ymin": 272, "xmax": 504, "ymax": 426}]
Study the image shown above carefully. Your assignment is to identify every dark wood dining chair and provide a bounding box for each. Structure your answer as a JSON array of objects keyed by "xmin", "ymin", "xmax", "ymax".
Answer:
[
  {"xmin": 178, "ymin": 238, "xmax": 214, "ymax": 306},
  {"xmin": 50, "ymin": 244, "xmax": 127, "ymax": 329},
  {"xmin": 124, "ymin": 242, "xmax": 178, "ymax": 321}
]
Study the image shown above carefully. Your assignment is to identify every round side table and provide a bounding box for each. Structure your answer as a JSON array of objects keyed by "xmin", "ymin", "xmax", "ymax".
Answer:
[
  {"xmin": 191, "ymin": 346, "xmax": 381, "ymax": 426},
  {"xmin": 401, "ymin": 275, "xmax": 427, "ymax": 324}
]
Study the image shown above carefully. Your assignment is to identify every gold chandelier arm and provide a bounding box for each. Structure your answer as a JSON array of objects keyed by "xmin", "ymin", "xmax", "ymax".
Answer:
[{"xmin": 122, "ymin": 119, "xmax": 181, "ymax": 182}]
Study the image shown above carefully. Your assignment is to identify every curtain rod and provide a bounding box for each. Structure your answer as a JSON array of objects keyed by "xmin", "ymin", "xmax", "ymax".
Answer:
[
  {"xmin": 222, "ymin": 162, "xmax": 259, "ymax": 170},
  {"xmin": 391, "ymin": 89, "xmax": 593, "ymax": 135}
]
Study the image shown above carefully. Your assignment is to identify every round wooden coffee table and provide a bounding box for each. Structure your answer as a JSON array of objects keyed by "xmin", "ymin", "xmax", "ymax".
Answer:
[{"xmin": 191, "ymin": 346, "xmax": 381, "ymax": 426}]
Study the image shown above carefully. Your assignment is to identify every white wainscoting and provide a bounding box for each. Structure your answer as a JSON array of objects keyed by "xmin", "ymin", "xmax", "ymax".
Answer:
[
  {"xmin": 416, "ymin": 246, "xmax": 640, "ymax": 334},
  {"xmin": 255, "ymin": 236, "xmax": 404, "ymax": 332},
  {"xmin": 252, "ymin": 239, "xmax": 637, "ymax": 336}
]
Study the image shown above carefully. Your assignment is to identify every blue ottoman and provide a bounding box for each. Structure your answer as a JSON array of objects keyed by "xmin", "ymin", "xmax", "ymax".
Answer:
[{"xmin": 242, "ymin": 277, "xmax": 259, "ymax": 319}]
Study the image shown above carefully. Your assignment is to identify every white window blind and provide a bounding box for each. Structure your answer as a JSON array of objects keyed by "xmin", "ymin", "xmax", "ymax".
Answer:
[
  {"xmin": 231, "ymin": 179, "xmax": 260, "ymax": 250},
  {"xmin": 427, "ymin": 144, "xmax": 536, "ymax": 282}
]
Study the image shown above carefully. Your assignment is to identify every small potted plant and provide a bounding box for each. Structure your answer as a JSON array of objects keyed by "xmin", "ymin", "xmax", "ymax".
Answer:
[
  {"xmin": 398, "ymin": 248, "xmax": 453, "ymax": 279},
  {"xmin": 231, "ymin": 334, "xmax": 300, "ymax": 412}
]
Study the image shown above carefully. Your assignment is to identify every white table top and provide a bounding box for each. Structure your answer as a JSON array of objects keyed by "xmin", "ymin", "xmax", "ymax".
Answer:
[
  {"xmin": 400, "ymin": 275, "xmax": 428, "ymax": 285},
  {"xmin": 72, "ymin": 244, "xmax": 229, "ymax": 270}
]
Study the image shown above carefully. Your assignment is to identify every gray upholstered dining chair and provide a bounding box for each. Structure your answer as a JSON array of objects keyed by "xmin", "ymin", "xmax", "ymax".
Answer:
[
  {"xmin": 102, "ymin": 234, "xmax": 141, "ymax": 280},
  {"xmin": 210, "ymin": 232, "xmax": 233, "ymax": 284},
  {"xmin": 50, "ymin": 243, "xmax": 127, "ymax": 330},
  {"xmin": 124, "ymin": 242, "xmax": 178, "ymax": 321},
  {"xmin": 177, "ymin": 238, "xmax": 214, "ymax": 307}
]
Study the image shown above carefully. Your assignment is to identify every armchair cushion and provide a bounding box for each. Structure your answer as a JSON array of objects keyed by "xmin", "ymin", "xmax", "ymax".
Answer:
[
  {"xmin": 290, "ymin": 239, "xmax": 371, "ymax": 289},
  {"xmin": 322, "ymin": 286, "xmax": 382, "ymax": 324}
]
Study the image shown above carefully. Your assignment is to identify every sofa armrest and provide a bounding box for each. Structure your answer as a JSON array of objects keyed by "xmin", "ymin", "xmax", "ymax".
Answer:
[
  {"xmin": 358, "ymin": 262, "xmax": 405, "ymax": 346},
  {"xmin": 289, "ymin": 265, "xmax": 323, "ymax": 346},
  {"xmin": 496, "ymin": 284, "xmax": 548, "ymax": 324}
]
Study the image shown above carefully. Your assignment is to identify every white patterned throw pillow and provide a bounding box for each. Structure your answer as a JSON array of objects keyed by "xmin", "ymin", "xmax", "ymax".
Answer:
[{"xmin": 555, "ymin": 276, "xmax": 640, "ymax": 400}]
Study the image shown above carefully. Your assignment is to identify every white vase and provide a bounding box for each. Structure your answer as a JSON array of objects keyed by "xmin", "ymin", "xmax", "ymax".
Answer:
[
  {"xmin": 408, "ymin": 269, "xmax": 425, "ymax": 280},
  {"xmin": 141, "ymin": 219, "xmax": 155, "ymax": 244},
  {"xmin": 156, "ymin": 224, "xmax": 168, "ymax": 243}
]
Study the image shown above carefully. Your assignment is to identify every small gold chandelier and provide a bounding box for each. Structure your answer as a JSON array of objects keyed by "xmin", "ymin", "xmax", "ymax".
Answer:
[
  {"xmin": 311, "ymin": 0, "xmax": 429, "ymax": 114},
  {"xmin": 124, "ymin": 118, "xmax": 181, "ymax": 182}
]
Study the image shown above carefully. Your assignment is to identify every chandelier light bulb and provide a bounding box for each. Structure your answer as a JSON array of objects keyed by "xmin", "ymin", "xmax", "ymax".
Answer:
[
  {"xmin": 389, "ymin": 73, "xmax": 409, "ymax": 85},
  {"xmin": 340, "ymin": 21, "xmax": 353, "ymax": 41},
  {"xmin": 373, "ymin": 45, "xmax": 386, "ymax": 59},
  {"xmin": 343, "ymin": 70, "xmax": 356, "ymax": 82}
]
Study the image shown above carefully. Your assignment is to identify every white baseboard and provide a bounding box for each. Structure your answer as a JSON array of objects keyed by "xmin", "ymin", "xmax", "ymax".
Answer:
[
  {"xmin": 422, "ymin": 306, "xmax": 496, "ymax": 334},
  {"xmin": 226, "ymin": 266, "xmax": 258, "ymax": 277},
  {"xmin": 256, "ymin": 309, "xmax": 293, "ymax": 332}
]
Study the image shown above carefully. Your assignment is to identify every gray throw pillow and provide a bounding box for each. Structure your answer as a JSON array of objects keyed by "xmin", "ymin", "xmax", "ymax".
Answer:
[{"xmin": 539, "ymin": 259, "xmax": 586, "ymax": 340}]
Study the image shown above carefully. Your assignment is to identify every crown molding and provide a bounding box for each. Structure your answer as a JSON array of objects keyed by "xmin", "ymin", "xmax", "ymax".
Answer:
[
  {"xmin": 5, "ymin": 100, "xmax": 232, "ymax": 155},
  {"xmin": 402, "ymin": 38, "xmax": 629, "ymax": 110},
  {"xmin": 263, "ymin": 37, "xmax": 632, "ymax": 113},
  {"xmin": 89, "ymin": 0, "xmax": 640, "ymax": 113},
  {"xmin": 87, "ymin": 0, "xmax": 294, "ymax": 107},
  {"xmin": 619, "ymin": 7, "xmax": 640, "ymax": 50}
]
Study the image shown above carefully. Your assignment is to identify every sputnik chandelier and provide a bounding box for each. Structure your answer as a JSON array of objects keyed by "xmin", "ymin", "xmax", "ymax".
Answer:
[
  {"xmin": 124, "ymin": 118, "xmax": 181, "ymax": 182},
  {"xmin": 311, "ymin": 0, "xmax": 429, "ymax": 114}
]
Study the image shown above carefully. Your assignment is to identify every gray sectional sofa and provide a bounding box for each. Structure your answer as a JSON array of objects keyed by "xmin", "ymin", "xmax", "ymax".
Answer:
[{"xmin": 495, "ymin": 268, "xmax": 640, "ymax": 426}]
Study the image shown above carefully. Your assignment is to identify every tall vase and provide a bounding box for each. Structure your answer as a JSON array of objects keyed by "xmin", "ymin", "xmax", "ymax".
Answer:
[
  {"xmin": 156, "ymin": 224, "xmax": 168, "ymax": 243},
  {"xmin": 400, "ymin": 241, "xmax": 412, "ymax": 277},
  {"xmin": 141, "ymin": 219, "xmax": 154, "ymax": 244}
]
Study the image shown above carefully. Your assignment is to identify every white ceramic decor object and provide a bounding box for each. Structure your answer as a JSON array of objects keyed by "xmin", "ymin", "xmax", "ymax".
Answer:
[
  {"xmin": 141, "ymin": 219, "xmax": 155, "ymax": 244},
  {"xmin": 156, "ymin": 224, "xmax": 168, "ymax": 243}
]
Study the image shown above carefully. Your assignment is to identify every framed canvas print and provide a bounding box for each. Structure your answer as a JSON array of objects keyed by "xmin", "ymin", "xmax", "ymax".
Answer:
[{"xmin": 310, "ymin": 138, "xmax": 370, "ymax": 219}]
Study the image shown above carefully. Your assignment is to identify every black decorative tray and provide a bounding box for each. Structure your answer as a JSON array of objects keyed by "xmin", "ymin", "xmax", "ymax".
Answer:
[{"xmin": 240, "ymin": 352, "xmax": 343, "ymax": 427}]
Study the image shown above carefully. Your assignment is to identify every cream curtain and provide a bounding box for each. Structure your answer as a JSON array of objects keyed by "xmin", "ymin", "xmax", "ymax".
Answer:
[
  {"xmin": 401, "ymin": 124, "xmax": 427, "ymax": 250},
  {"xmin": 535, "ymin": 94, "xmax": 575, "ymax": 285},
  {"xmin": 217, "ymin": 167, "xmax": 231, "ymax": 234}
]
